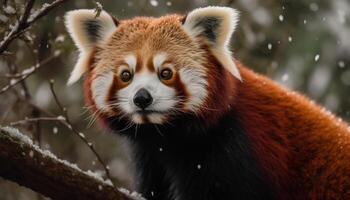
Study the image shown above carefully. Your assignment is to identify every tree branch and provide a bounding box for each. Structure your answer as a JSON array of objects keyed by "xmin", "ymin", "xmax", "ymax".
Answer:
[
  {"xmin": 0, "ymin": 127, "xmax": 144, "ymax": 200},
  {"xmin": 0, "ymin": 0, "xmax": 69, "ymax": 54},
  {"xmin": 0, "ymin": 52, "xmax": 59, "ymax": 95}
]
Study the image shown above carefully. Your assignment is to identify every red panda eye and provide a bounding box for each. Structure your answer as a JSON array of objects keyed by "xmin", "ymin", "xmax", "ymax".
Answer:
[
  {"xmin": 120, "ymin": 70, "xmax": 132, "ymax": 82},
  {"xmin": 160, "ymin": 68, "xmax": 173, "ymax": 80}
]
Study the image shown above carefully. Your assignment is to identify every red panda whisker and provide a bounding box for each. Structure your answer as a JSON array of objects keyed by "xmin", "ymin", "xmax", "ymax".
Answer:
[
  {"xmin": 79, "ymin": 107, "xmax": 93, "ymax": 117},
  {"xmin": 199, "ymin": 106, "xmax": 220, "ymax": 112},
  {"xmin": 116, "ymin": 121, "xmax": 135, "ymax": 133},
  {"xmin": 153, "ymin": 124, "xmax": 164, "ymax": 137},
  {"xmin": 134, "ymin": 124, "xmax": 139, "ymax": 139},
  {"xmin": 107, "ymin": 115, "xmax": 135, "ymax": 133},
  {"xmin": 115, "ymin": 112, "xmax": 129, "ymax": 121},
  {"xmin": 87, "ymin": 109, "xmax": 104, "ymax": 128},
  {"xmin": 83, "ymin": 104, "xmax": 96, "ymax": 109}
]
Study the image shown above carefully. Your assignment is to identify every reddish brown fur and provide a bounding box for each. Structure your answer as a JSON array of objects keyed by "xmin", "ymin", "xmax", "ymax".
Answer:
[
  {"xmin": 86, "ymin": 15, "xmax": 207, "ymax": 119},
  {"xmin": 229, "ymin": 64, "xmax": 349, "ymax": 199},
  {"xmin": 85, "ymin": 59, "xmax": 350, "ymax": 198},
  {"xmin": 81, "ymin": 14, "xmax": 350, "ymax": 199}
]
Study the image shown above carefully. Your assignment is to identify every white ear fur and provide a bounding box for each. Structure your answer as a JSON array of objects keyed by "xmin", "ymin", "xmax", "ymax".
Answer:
[
  {"xmin": 182, "ymin": 6, "xmax": 241, "ymax": 81},
  {"xmin": 65, "ymin": 9, "xmax": 117, "ymax": 84}
]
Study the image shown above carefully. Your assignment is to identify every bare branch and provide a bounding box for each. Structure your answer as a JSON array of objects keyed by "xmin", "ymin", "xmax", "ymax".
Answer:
[
  {"xmin": 19, "ymin": 0, "xmax": 36, "ymax": 28},
  {"xmin": 10, "ymin": 117, "xmax": 65, "ymax": 126},
  {"xmin": 27, "ymin": 0, "xmax": 69, "ymax": 25},
  {"xmin": 0, "ymin": 0, "xmax": 70, "ymax": 54},
  {"xmin": 49, "ymin": 80, "xmax": 116, "ymax": 189},
  {"xmin": 0, "ymin": 127, "xmax": 141, "ymax": 200},
  {"xmin": 7, "ymin": 80, "xmax": 117, "ymax": 189},
  {"xmin": 0, "ymin": 53, "xmax": 59, "ymax": 95}
]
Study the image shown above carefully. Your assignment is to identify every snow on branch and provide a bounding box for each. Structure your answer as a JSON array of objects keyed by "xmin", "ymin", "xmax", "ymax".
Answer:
[
  {"xmin": 0, "ymin": 52, "xmax": 60, "ymax": 95},
  {"xmin": 0, "ymin": 126, "xmax": 145, "ymax": 200},
  {"xmin": 0, "ymin": 0, "xmax": 70, "ymax": 54}
]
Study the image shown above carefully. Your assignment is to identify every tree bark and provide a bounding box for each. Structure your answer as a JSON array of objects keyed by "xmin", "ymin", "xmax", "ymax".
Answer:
[{"xmin": 0, "ymin": 127, "xmax": 138, "ymax": 200}]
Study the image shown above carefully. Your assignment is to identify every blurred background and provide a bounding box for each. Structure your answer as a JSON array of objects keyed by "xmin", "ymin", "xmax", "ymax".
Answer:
[{"xmin": 0, "ymin": 0, "xmax": 349, "ymax": 199}]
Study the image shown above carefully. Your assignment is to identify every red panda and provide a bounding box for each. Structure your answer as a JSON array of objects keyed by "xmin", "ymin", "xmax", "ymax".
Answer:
[{"xmin": 65, "ymin": 6, "xmax": 350, "ymax": 200}]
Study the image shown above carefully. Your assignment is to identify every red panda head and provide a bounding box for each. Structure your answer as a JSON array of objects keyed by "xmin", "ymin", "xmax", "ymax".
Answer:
[{"xmin": 65, "ymin": 7, "xmax": 240, "ymax": 125}]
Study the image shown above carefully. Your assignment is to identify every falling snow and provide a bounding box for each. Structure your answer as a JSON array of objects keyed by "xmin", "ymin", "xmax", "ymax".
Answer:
[
  {"xmin": 127, "ymin": 1, "xmax": 134, "ymax": 7},
  {"xmin": 29, "ymin": 150, "xmax": 34, "ymax": 157},
  {"xmin": 288, "ymin": 36, "xmax": 293, "ymax": 42},
  {"xmin": 268, "ymin": 43, "xmax": 272, "ymax": 50},
  {"xmin": 279, "ymin": 15, "xmax": 284, "ymax": 22},
  {"xmin": 166, "ymin": 1, "xmax": 172, "ymax": 6},
  {"xmin": 309, "ymin": 3, "xmax": 319, "ymax": 12},
  {"xmin": 98, "ymin": 185, "xmax": 103, "ymax": 191},
  {"xmin": 338, "ymin": 61, "xmax": 345, "ymax": 68},
  {"xmin": 282, "ymin": 74, "xmax": 289, "ymax": 82},
  {"xmin": 53, "ymin": 127, "xmax": 58, "ymax": 134},
  {"xmin": 55, "ymin": 35, "xmax": 65, "ymax": 43},
  {"xmin": 150, "ymin": 0, "xmax": 159, "ymax": 7},
  {"xmin": 314, "ymin": 54, "xmax": 320, "ymax": 61}
]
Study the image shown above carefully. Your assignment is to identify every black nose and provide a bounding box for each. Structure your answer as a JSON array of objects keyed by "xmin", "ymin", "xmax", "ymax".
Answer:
[{"xmin": 133, "ymin": 88, "xmax": 153, "ymax": 109}]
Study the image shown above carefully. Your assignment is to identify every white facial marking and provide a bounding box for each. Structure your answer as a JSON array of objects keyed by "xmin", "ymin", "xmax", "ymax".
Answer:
[
  {"xmin": 124, "ymin": 54, "xmax": 137, "ymax": 71},
  {"xmin": 153, "ymin": 53, "xmax": 167, "ymax": 70},
  {"xmin": 117, "ymin": 70, "xmax": 177, "ymax": 124},
  {"xmin": 148, "ymin": 113, "xmax": 166, "ymax": 124},
  {"xmin": 132, "ymin": 114, "xmax": 144, "ymax": 124},
  {"xmin": 91, "ymin": 71, "xmax": 114, "ymax": 112},
  {"xmin": 179, "ymin": 68, "xmax": 208, "ymax": 112}
]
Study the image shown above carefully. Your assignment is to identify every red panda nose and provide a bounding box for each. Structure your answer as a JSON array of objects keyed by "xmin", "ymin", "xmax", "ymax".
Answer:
[{"xmin": 133, "ymin": 88, "xmax": 153, "ymax": 109}]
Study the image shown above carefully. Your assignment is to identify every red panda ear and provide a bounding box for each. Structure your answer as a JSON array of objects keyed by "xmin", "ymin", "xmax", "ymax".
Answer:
[
  {"xmin": 182, "ymin": 6, "xmax": 241, "ymax": 81},
  {"xmin": 65, "ymin": 9, "xmax": 118, "ymax": 84}
]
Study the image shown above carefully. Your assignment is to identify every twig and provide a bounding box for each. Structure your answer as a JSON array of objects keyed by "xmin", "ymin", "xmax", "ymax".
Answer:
[
  {"xmin": 2, "ymin": 58, "xmax": 42, "ymax": 146},
  {"xmin": 0, "ymin": 0, "xmax": 70, "ymax": 54},
  {"xmin": 10, "ymin": 117, "xmax": 65, "ymax": 126},
  {"xmin": 0, "ymin": 53, "xmax": 60, "ymax": 95},
  {"xmin": 49, "ymin": 80, "xmax": 116, "ymax": 190},
  {"xmin": 19, "ymin": 0, "xmax": 36, "ymax": 28},
  {"xmin": 27, "ymin": 0, "xmax": 69, "ymax": 25},
  {"xmin": 1, "ymin": 51, "xmax": 13, "ymax": 56}
]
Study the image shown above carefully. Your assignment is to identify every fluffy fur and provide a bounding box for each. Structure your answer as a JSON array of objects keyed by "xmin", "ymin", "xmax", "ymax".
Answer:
[
  {"xmin": 65, "ymin": 9, "xmax": 117, "ymax": 84},
  {"xmin": 65, "ymin": 6, "xmax": 350, "ymax": 200}
]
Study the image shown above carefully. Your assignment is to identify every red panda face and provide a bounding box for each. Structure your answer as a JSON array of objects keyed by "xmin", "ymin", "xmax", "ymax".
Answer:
[
  {"xmin": 65, "ymin": 7, "xmax": 241, "ymax": 125},
  {"xmin": 89, "ymin": 17, "xmax": 209, "ymax": 124}
]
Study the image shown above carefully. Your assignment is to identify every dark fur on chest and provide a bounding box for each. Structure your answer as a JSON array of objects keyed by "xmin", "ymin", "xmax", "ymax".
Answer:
[{"xmin": 106, "ymin": 113, "xmax": 274, "ymax": 200}]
